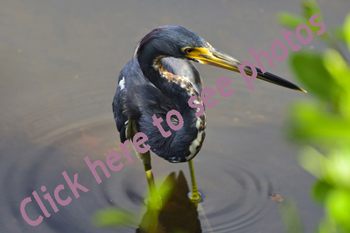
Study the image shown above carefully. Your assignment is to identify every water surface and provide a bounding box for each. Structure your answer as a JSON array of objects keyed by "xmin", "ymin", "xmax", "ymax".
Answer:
[{"xmin": 1, "ymin": 0, "xmax": 349, "ymax": 232}]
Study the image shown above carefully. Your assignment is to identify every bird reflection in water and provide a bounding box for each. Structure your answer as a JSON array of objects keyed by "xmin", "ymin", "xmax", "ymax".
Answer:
[{"xmin": 136, "ymin": 171, "xmax": 202, "ymax": 233}]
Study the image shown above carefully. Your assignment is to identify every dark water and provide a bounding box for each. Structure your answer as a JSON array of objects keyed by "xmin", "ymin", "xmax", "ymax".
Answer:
[{"xmin": 1, "ymin": 0, "xmax": 349, "ymax": 232}]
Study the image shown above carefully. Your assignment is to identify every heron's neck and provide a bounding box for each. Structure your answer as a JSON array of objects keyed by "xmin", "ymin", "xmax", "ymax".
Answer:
[
  {"xmin": 138, "ymin": 54, "xmax": 200, "ymax": 109},
  {"xmin": 138, "ymin": 53, "xmax": 206, "ymax": 161}
]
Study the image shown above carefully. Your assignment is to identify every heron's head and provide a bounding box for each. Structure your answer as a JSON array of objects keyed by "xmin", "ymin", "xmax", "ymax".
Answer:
[
  {"xmin": 136, "ymin": 25, "xmax": 211, "ymax": 63},
  {"xmin": 136, "ymin": 25, "xmax": 306, "ymax": 92}
]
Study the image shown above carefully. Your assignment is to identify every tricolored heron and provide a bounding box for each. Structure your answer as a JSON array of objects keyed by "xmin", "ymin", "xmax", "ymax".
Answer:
[{"xmin": 112, "ymin": 25, "xmax": 305, "ymax": 203}]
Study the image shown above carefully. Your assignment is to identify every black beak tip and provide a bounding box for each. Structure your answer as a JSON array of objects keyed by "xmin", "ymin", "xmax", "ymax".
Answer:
[
  {"xmin": 256, "ymin": 68, "xmax": 307, "ymax": 94},
  {"xmin": 298, "ymin": 88, "xmax": 307, "ymax": 93}
]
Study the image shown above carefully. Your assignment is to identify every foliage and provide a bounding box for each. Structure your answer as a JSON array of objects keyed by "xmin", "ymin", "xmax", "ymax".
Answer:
[
  {"xmin": 93, "ymin": 175, "xmax": 175, "ymax": 232},
  {"xmin": 279, "ymin": 0, "xmax": 350, "ymax": 232}
]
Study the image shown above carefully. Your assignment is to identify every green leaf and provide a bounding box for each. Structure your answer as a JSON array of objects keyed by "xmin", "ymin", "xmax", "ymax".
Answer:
[
  {"xmin": 317, "ymin": 217, "xmax": 339, "ymax": 233},
  {"xmin": 301, "ymin": 0, "xmax": 322, "ymax": 20},
  {"xmin": 147, "ymin": 175, "xmax": 175, "ymax": 211},
  {"xmin": 323, "ymin": 49, "xmax": 350, "ymax": 117},
  {"xmin": 312, "ymin": 180, "xmax": 333, "ymax": 204},
  {"xmin": 323, "ymin": 49, "xmax": 350, "ymax": 89},
  {"xmin": 289, "ymin": 102, "xmax": 350, "ymax": 142},
  {"xmin": 298, "ymin": 146, "xmax": 325, "ymax": 178},
  {"xmin": 333, "ymin": 26, "xmax": 347, "ymax": 42},
  {"xmin": 278, "ymin": 12, "xmax": 323, "ymax": 36},
  {"xmin": 278, "ymin": 12, "xmax": 308, "ymax": 29},
  {"xmin": 344, "ymin": 13, "xmax": 350, "ymax": 52},
  {"xmin": 93, "ymin": 208, "xmax": 137, "ymax": 227},
  {"xmin": 290, "ymin": 51, "xmax": 337, "ymax": 101},
  {"xmin": 326, "ymin": 190, "xmax": 350, "ymax": 232},
  {"xmin": 324, "ymin": 147, "xmax": 350, "ymax": 190},
  {"xmin": 93, "ymin": 174, "xmax": 176, "ymax": 231},
  {"xmin": 279, "ymin": 199, "xmax": 303, "ymax": 233}
]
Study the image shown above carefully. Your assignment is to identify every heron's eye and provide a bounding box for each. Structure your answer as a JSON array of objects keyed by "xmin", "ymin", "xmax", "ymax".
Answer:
[{"xmin": 184, "ymin": 48, "xmax": 194, "ymax": 54}]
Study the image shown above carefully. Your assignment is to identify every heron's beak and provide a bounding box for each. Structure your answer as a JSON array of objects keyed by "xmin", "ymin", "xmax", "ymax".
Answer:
[{"xmin": 186, "ymin": 46, "xmax": 306, "ymax": 93}]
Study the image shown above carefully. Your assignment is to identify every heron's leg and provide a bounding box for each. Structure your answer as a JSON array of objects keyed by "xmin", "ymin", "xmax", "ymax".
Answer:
[
  {"xmin": 126, "ymin": 119, "xmax": 157, "ymax": 201},
  {"xmin": 138, "ymin": 150, "xmax": 156, "ymax": 199},
  {"xmin": 188, "ymin": 159, "xmax": 202, "ymax": 203}
]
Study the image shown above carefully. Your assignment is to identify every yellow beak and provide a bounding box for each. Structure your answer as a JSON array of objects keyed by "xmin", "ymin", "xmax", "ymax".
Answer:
[{"xmin": 185, "ymin": 46, "xmax": 306, "ymax": 93}]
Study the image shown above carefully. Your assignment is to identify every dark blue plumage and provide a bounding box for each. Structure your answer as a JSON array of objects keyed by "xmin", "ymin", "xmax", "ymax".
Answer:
[{"xmin": 113, "ymin": 54, "xmax": 205, "ymax": 163}]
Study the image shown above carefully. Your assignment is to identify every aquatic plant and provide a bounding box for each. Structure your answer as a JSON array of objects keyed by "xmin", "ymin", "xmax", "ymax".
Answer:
[{"xmin": 279, "ymin": 0, "xmax": 350, "ymax": 232}]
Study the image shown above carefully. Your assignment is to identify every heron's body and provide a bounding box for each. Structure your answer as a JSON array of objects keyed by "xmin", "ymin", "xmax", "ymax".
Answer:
[
  {"xmin": 112, "ymin": 25, "xmax": 305, "ymax": 203},
  {"xmin": 113, "ymin": 56, "xmax": 205, "ymax": 163}
]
